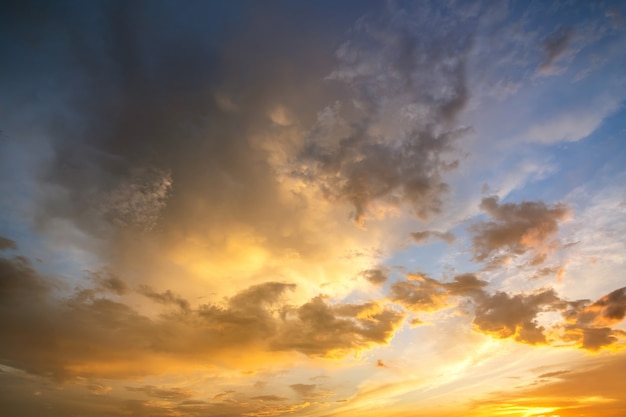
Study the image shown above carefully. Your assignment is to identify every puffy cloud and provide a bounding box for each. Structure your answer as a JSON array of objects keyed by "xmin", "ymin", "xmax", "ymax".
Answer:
[
  {"xmin": 272, "ymin": 297, "xmax": 405, "ymax": 357},
  {"xmin": 0, "ymin": 252, "xmax": 405, "ymax": 380},
  {"xmin": 389, "ymin": 273, "xmax": 449, "ymax": 312},
  {"xmin": 469, "ymin": 196, "xmax": 570, "ymax": 267},
  {"xmin": 563, "ymin": 287, "xmax": 626, "ymax": 327},
  {"xmin": 361, "ymin": 268, "xmax": 389, "ymax": 286},
  {"xmin": 443, "ymin": 273, "xmax": 488, "ymax": 298},
  {"xmin": 558, "ymin": 287, "xmax": 626, "ymax": 350},
  {"xmin": 388, "ymin": 270, "xmax": 626, "ymax": 350},
  {"xmin": 471, "ymin": 289, "xmax": 561, "ymax": 345}
]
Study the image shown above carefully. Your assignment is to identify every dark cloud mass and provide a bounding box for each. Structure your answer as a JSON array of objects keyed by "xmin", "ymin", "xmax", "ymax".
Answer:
[{"xmin": 294, "ymin": 4, "xmax": 472, "ymax": 223}]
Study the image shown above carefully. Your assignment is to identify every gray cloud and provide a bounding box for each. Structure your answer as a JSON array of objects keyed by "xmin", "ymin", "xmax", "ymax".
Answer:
[
  {"xmin": 389, "ymin": 273, "xmax": 448, "ymax": 312},
  {"xmin": 361, "ymin": 268, "xmax": 389, "ymax": 286},
  {"xmin": 410, "ymin": 230, "xmax": 456, "ymax": 245},
  {"xmin": 272, "ymin": 296, "xmax": 405, "ymax": 357},
  {"xmin": 90, "ymin": 270, "xmax": 128, "ymax": 295},
  {"xmin": 138, "ymin": 285, "xmax": 190, "ymax": 311},
  {"xmin": 0, "ymin": 236, "xmax": 17, "ymax": 251},
  {"xmin": 294, "ymin": 4, "xmax": 473, "ymax": 224},
  {"xmin": 559, "ymin": 287, "xmax": 626, "ymax": 350},
  {"xmin": 471, "ymin": 289, "xmax": 561, "ymax": 345},
  {"xmin": 538, "ymin": 26, "xmax": 575, "ymax": 74},
  {"xmin": 469, "ymin": 196, "xmax": 570, "ymax": 267},
  {"xmin": 389, "ymin": 271, "xmax": 626, "ymax": 349}
]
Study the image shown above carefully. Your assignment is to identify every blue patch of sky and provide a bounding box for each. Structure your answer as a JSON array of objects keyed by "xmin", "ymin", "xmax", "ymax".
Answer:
[{"xmin": 505, "ymin": 103, "xmax": 626, "ymax": 204}]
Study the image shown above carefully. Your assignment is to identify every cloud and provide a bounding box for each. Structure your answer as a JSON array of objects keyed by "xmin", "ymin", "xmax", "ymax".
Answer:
[
  {"xmin": 361, "ymin": 268, "xmax": 389, "ymax": 286},
  {"xmin": 289, "ymin": 383, "xmax": 332, "ymax": 400},
  {"xmin": 443, "ymin": 273, "xmax": 489, "ymax": 298},
  {"xmin": 538, "ymin": 26, "xmax": 575, "ymax": 74},
  {"xmin": 469, "ymin": 196, "xmax": 570, "ymax": 267},
  {"xmin": 389, "ymin": 273, "xmax": 449, "ymax": 312},
  {"xmin": 523, "ymin": 99, "xmax": 620, "ymax": 144},
  {"xmin": 563, "ymin": 287, "xmax": 626, "ymax": 327},
  {"xmin": 471, "ymin": 289, "xmax": 561, "ymax": 345},
  {"xmin": 90, "ymin": 270, "xmax": 128, "ymax": 295},
  {"xmin": 289, "ymin": 383, "xmax": 316, "ymax": 397},
  {"xmin": 251, "ymin": 395, "xmax": 288, "ymax": 402},
  {"xmin": 410, "ymin": 230, "xmax": 456, "ymax": 245},
  {"xmin": 126, "ymin": 385, "xmax": 195, "ymax": 400},
  {"xmin": 138, "ymin": 285, "xmax": 190, "ymax": 311},
  {"xmin": 272, "ymin": 296, "xmax": 405, "ymax": 357},
  {"xmin": 558, "ymin": 287, "xmax": 626, "ymax": 350},
  {"xmin": 472, "ymin": 353, "xmax": 626, "ymax": 416},
  {"xmin": 295, "ymin": 4, "xmax": 472, "ymax": 224},
  {"xmin": 0, "ymin": 252, "xmax": 405, "ymax": 380},
  {"xmin": 388, "ymin": 271, "xmax": 626, "ymax": 350},
  {"xmin": 0, "ymin": 236, "xmax": 17, "ymax": 251}
]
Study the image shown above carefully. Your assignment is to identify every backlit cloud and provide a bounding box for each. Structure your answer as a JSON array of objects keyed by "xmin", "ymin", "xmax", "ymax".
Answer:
[{"xmin": 469, "ymin": 196, "xmax": 570, "ymax": 267}]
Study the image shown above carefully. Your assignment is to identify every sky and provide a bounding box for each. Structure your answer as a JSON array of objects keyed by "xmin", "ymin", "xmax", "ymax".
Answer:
[{"xmin": 1, "ymin": 1, "xmax": 625, "ymax": 416}]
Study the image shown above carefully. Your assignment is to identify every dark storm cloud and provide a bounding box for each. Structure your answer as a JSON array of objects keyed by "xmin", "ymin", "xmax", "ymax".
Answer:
[
  {"xmin": 0, "ymin": 0, "xmax": 346, "ymax": 253},
  {"xmin": 469, "ymin": 196, "xmax": 570, "ymax": 267}
]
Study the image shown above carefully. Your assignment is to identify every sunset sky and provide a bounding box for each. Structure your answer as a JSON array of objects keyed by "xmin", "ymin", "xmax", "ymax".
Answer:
[{"xmin": 1, "ymin": 1, "xmax": 626, "ymax": 416}]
